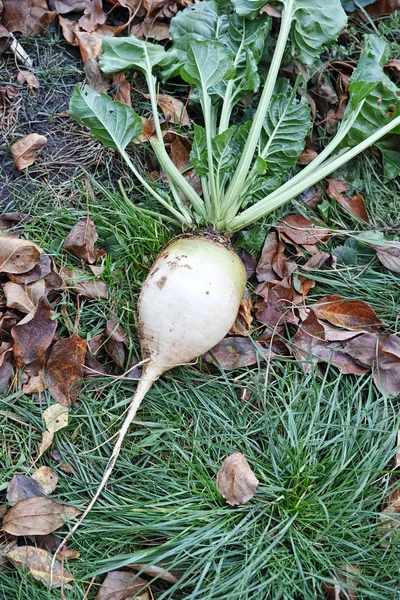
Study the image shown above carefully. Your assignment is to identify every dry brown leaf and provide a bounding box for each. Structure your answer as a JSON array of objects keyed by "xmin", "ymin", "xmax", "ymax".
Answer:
[
  {"xmin": 157, "ymin": 94, "xmax": 190, "ymax": 127},
  {"xmin": 366, "ymin": 0, "xmax": 400, "ymax": 17},
  {"xmin": 169, "ymin": 137, "xmax": 190, "ymax": 171},
  {"xmin": 277, "ymin": 214, "xmax": 331, "ymax": 245},
  {"xmin": 127, "ymin": 563, "xmax": 178, "ymax": 584},
  {"xmin": 11, "ymin": 296, "xmax": 57, "ymax": 365},
  {"xmin": 8, "ymin": 252, "xmax": 52, "ymax": 285},
  {"xmin": 311, "ymin": 295, "xmax": 385, "ymax": 330},
  {"xmin": 375, "ymin": 243, "xmax": 400, "ymax": 273},
  {"xmin": 96, "ymin": 571, "xmax": 149, "ymax": 600},
  {"xmin": 131, "ymin": 17, "xmax": 170, "ymax": 41},
  {"xmin": 104, "ymin": 317, "xmax": 129, "ymax": 368},
  {"xmin": 63, "ymin": 217, "xmax": 100, "ymax": 263},
  {"xmin": 6, "ymin": 546, "xmax": 73, "ymax": 588},
  {"xmin": 1, "ymin": 0, "xmax": 56, "ymax": 35},
  {"xmin": 236, "ymin": 249, "xmax": 257, "ymax": 279},
  {"xmin": 3, "ymin": 279, "xmax": 45, "ymax": 313},
  {"xmin": 229, "ymin": 291, "xmax": 253, "ymax": 336},
  {"xmin": 216, "ymin": 452, "xmax": 259, "ymax": 506},
  {"xmin": 79, "ymin": 0, "xmax": 106, "ymax": 32},
  {"xmin": 298, "ymin": 149, "xmax": 318, "ymax": 165},
  {"xmin": 256, "ymin": 231, "xmax": 280, "ymax": 283},
  {"xmin": 323, "ymin": 565, "xmax": 360, "ymax": 600},
  {"xmin": 0, "ymin": 359, "xmax": 13, "ymax": 393},
  {"xmin": 32, "ymin": 466, "xmax": 58, "ymax": 495},
  {"xmin": 11, "ymin": 133, "xmax": 47, "ymax": 170},
  {"xmin": 45, "ymin": 332, "xmax": 87, "ymax": 406},
  {"xmin": 386, "ymin": 59, "xmax": 400, "ymax": 75},
  {"xmin": 38, "ymin": 431, "xmax": 54, "ymax": 458},
  {"xmin": 345, "ymin": 333, "xmax": 400, "ymax": 395},
  {"xmin": 6, "ymin": 474, "xmax": 46, "ymax": 505},
  {"xmin": 326, "ymin": 178, "xmax": 370, "ymax": 223},
  {"xmin": 2, "ymin": 496, "xmax": 81, "ymax": 536},
  {"xmin": 17, "ymin": 70, "xmax": 40, "ymax": 91},
  {"xmin": 113, "ymin": 72, "xmax": 131, "ymax": 106},
  {"xmin": 62, "ymin": 266, "xmax": 108, "ymax": 299},
  {"xmin": 48, "ymin": 0, "xmax": 89, "ymax": 12},
  {"xmin": 0, "ymin": 236, "xmax": 41, "ymax": 274},
  {"xmin": 84, "ymin": 57, "xmax": 110, "ymax": 93},
  {"xmin": 59, "ymin": 16, "xmax": 121, "ymax": 61},
  {"xmin": 204, "ymin": 336, "xmax": 264, "ymax": 369},
  {"xmin": 22, "ymin": 373, "xmax": 46, "ymax": 394}
]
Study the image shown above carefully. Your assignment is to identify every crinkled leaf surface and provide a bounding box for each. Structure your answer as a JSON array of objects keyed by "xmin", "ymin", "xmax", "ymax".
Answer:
[
  {"xmin": 99, "ymin": 36, "xmax": 166, "ymax": 74},
  {"xmin": 70, "ymin": 84, "xmax": 142, "ymax": 151},
  {"xmin": 232, "ymin": 0, "xmax": 347, "ymax": 65},
  {"xmin": 261, "ymin": 79, "xmax": 312, "ymax": 174},
  {"xmin": 180, "ymin": 39, "xmax": 235, "ymax": 91}
]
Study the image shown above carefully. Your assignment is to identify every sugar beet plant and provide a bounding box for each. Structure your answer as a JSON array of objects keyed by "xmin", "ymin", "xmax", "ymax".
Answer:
[{"xmin": 57, "ymin": 0, "xmax": 400, "ymax": 555}]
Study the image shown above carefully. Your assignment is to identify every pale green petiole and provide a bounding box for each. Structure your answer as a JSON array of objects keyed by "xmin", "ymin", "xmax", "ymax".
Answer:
[{"xmin": 228, "ymin": 112, "xmax": 400, "ymax": 232}]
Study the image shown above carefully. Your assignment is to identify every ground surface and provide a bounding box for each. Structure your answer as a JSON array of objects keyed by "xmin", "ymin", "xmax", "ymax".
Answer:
[{"xmin": 1, "ymin": 7, "xmax": 400, "ymax": 600}]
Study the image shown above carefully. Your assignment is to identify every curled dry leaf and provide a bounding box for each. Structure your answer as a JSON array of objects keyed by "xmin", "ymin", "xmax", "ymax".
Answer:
[
  {"xmin": 131, "ymin": 17, "xmax": 170, "ymax": 41},
  {"xmin": 48, "ymin": 0, "xmax": 89, "ymax": 12},
  {"xmin": 11, "ymin": 296, "xmax": 57, "ymax": 365},
  {"xmin": 17, "ymin": 70, "xmax": 40, "ymax": 91},
  {"xmin": 128, "ymin": 563, "xmax": 178, "ymax": 584},
  {"xmin": 3, "ymin": 279, "xmax": 46, "ymax": 313},
  {"xmin": 2, "ymin": 496, "xmax": 81, "ymax": 536},
  {"xmin": 204, "ymin": 336, "xmax": 264, "ymax": 369},
  {"xmin": 8, "ymin": 252, "xmax": 52, "ymax": 284},
  {"xmin": 216, "ymin": 452, "xmax": 259, "ymax": 506},
  {"xmin": 22, "ymin": 372, "xmax": 46, "ymax": 395},
  {"xmin": 311, "ymin": 295, "xmax": 385, "ymax": 330},
  {"xmin": 157, "ymin": 94, "xmax": 190, "ymax": 127},
  {"xmin": 345, "ymin": 333, "xmax": 400, "ymax": 396},
  {"xmin": 0, "ymin": 236, "xmax": 40, "ymax": 274},
  {"xmin": 229, "ymin": 292, "xmax": 253, "ymax": 336},
  {"xmin": 1, "ymin": 0, "xmax": 56, "ymax": 35},
  {"xmin": 6, "ymin": 546, "xmax": 73, "ymax": 589},
  {"xmin": 79, "ymin": 0, "xmax": 106, "ymax": 33},
  {"xmin": 45, "ymin": 332, "xmax": 87, "ymax": 406},
  {"xmin": 113, "ymin": 72, "xmax": 131, "ymax": 106},
  {"xmin": 277, "ymin": 214, "xmax": 331, "ymax": 246},
  {"xmin": 6, "ymin": 474, "xmax": 46, "ymax": 505},
  {"xmin": 11, "ymin": 133, "xmax": 47, "ymax": 171},
  {"xmin": 32, "ymin": 466, "xmax": 58, "ymax": 495},
  {"xmin": 105, "ymin": 317, "xmax": 129, "ymax": 368},
  {"xmin": 326, "ymin": 178, "xmax": 370, "ymax": 223},
  {"xmin": 63, "ymin": 217, "xmax": 100, "ymax": 263},
  {"xmin": 84, "ymin": 57, "xmax": 110, "ymax": 93},
  {"xmin": 256, "ymin": 231, "xmax": 280, "ymax": 283},
  {"xmin": 96, "ymin": 571, "xmax": 149, "ymax": 600}
]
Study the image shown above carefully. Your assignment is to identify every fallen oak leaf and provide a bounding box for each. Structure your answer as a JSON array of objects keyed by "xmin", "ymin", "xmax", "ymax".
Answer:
[
  {"xmin": 216, "ymin": 452, "xmax": 259, "ymax": 506},
  {"xmin": 6, "ymin": 546, "xmax": 73, "ymax": 589},
  {"xmin": 63, "ymin": 217, "xmax": 101, "ymax": 263},
  {"xmin": 1, "ymin": 0, "xmax": 56, "ymax": 35},
  {"xmin": 45, "ymin": 332, "xmax": 87, "ymax": 406},
  {"xmin": 11, "ymin": 296, "xmax": 57, "ymax": 366},
  {"xmin": 11, "ymin": 133, "xmax": 47, "ymax": 171},
  {"xmin": 0, "ymin": 236, "xmax": 41, "ymax": 274},
  {"xmin": 96, "ymin": 571, "xmax": 149, "ymax": 600},
  {"xmin": 311, "ymin": 295, "xmax": 386, "ymax": 330},
  {"xmin": 2, "ymin": 497, "xmax": 81, "ymax": 536}
]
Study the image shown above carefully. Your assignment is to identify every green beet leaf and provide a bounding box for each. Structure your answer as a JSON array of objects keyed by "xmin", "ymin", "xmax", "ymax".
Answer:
[
  {"xmin": 70, "ymin": 85, "xmax": 142, "ymax": 151},
  {"xmin": 260, "ymin": 79, "xmax": 312, "ymax": 175},
  {"xmin": 180, "ymin": 39, "xmax": 235, "ymax": 91},
  {"xmin": 99, "ymin": 37, "xmax": 166, "ymax": 75}
]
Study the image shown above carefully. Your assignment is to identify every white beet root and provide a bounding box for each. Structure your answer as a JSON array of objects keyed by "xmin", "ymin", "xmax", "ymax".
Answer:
[{"xmin": 53, "ymin": 234, "xmax": 246, "ymax": 558}]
